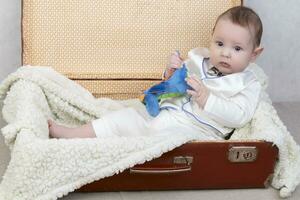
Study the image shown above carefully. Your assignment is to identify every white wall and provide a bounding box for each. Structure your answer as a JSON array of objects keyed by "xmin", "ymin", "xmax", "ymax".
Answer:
[
  {"xmin": 0, "ymin": 0, "xmax": 22, "ymax": 154},
  {"xmin": 0, "ymin": 0, "xmax": 299, "ymax": 102},
  {"xmin": 245, "ymin": 0, "xmax": 300, "ymax": 102},
  {"xmin": 0, "ymin": 0, "xmax": 21, "ymax": 81}
]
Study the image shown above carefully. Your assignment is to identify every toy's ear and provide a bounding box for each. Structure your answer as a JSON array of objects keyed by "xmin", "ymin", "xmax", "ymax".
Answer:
[
  {"xmin": 145, "ymin": 94, "xmax": 160, "ymax": 117},
  {"xmin": 148, "ymin": 82, "xmax": 167, "ymax": 95}
]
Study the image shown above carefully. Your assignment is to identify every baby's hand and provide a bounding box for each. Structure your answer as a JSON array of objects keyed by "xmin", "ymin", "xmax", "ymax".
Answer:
[
  {"xmin": 186, "ymin": 75, "xmax": 210, "ymax": 108},
  {"xmin": 164, "ymin": 51, "xmax": 183, "ymax": 80},
  {"xmin": 167, "ymin": 51, "xmax": 183, "ymax": 69}
]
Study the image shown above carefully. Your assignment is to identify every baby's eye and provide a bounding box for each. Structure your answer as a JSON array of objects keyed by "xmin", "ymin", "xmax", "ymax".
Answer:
[
  {"xmin": 234, "ymin": 46, "xmax": 242, "ymax": 51},
  {"xmin": 216, "ymin": 41, "xmax": 223, "ymax": 47}
]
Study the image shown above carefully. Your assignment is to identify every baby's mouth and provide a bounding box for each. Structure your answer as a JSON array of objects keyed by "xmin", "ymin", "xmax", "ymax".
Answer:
[{"xmin": 219, "ymin": 62, "xmax": 230, "ymax": 68}]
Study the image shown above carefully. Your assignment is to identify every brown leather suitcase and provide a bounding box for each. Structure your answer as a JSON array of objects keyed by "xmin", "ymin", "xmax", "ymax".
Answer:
[
  {"xmin": 21, "ymin": 0, "xmax": 279, "ymax": 192},
  {"xmin": 78, "ymin": 141, "xmax": 278, "ymax": 192}
]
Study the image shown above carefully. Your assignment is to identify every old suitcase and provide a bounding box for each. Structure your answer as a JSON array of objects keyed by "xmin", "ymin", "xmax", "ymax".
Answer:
[
  {"xmin": 21, "ymin": 0, "xmax": 279, "ymax": 191},
  {"xmin": 78, "ymin": 141, "xmax": 278, "ymax": 192}
]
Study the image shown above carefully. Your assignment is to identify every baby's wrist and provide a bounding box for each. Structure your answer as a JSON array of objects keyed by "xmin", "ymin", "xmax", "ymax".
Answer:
[
  {"xmin": 163, "ymin": 68, "xmax": 175, "ymax": 80},
  {"xmin": 200, "ymin": 95, "xmax": 209, "ymax": 108},
  {"xmin": 197, "ymin": 91, "xmax": 210, "ymax": 108}
]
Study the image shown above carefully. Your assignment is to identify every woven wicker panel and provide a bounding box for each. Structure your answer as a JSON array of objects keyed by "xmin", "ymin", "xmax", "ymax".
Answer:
[
  {"xmin": 76, "ymin": 79, "xmax": 160, "ymax": 100},
  {"xmin": 22, "ymin": 0, "xmax": 241, "ymax": 80}
]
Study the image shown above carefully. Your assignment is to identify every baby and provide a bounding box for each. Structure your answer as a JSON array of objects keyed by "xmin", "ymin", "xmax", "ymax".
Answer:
[{"xmin": 49, "ymin": 6, "xmax": 264, "ymax": 140}]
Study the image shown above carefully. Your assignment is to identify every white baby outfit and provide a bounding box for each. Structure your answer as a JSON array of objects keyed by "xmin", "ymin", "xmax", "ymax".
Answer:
[{"xmin": 92, "ymin": 48, "xmax": 262, "ymax": 139}]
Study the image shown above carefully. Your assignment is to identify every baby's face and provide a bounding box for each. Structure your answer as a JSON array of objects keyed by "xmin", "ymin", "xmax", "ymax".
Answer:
[{"xmin": 209, "ymin": 18, "xmax": 257, "ymax": 75}]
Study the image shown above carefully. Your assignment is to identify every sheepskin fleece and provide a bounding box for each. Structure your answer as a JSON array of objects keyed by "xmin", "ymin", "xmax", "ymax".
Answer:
[{"xmin": 0, "ymin": 66, "xmax": 299, "ymax": 199}]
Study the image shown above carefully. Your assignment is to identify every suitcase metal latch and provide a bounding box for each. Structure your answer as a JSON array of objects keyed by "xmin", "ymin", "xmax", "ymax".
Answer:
[
  {"xmin": 173, "ymin": 156, "xmax": 193, "ymax": 165},
  {"xmin": 228, "ymin": 146, "xmax": 258, "ymax": 162}
]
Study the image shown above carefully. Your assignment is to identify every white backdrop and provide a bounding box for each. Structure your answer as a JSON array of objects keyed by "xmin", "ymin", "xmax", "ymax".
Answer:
[
  {"xmin": 0, "ymin": 0, "xmax": 21, "ymax": 81},
  {"xmin": 245, "ymin": 0, "xmax": 300, "ymax": 102},
  {"xmin": 0, "ymin": 0, "xmax": 299, "ymax": 102}
]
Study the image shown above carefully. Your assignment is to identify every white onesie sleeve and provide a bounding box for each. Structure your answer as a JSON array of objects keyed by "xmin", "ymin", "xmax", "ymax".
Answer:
[{"xmin": 203, "ymin": 80, "xmax": 261, "ymax": 128}]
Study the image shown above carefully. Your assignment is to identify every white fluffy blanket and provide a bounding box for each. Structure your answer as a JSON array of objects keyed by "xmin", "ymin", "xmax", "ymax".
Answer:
[{"xmin": 0, "ymin": 66, "xmax": 299, "ymax": 199}]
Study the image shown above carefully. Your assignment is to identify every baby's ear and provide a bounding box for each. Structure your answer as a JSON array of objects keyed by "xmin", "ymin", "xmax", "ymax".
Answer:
[{"xmin": 251, "ymin": 46, "xmax": 264, "ymax": 62}]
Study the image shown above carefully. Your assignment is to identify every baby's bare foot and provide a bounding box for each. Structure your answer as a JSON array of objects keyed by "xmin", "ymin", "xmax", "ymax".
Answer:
[
  {"xmin": 48, "ymin": 120, "xmax": 71, "ymax": 138},
  {"xmin": 48, "ymin": 120, "xmax": 59, "ymax": 138},
  {"xmin": 48, "ymin": 120, "xmax": 96, "ymax": 139}
]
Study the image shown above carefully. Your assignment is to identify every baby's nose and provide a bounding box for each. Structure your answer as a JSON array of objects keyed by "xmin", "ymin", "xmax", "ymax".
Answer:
[{"xmin": 221, "ymin": 48, "xmax": 231, "ymax": 58}]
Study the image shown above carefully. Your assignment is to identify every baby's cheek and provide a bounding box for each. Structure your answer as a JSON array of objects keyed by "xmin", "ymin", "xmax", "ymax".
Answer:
[
  {"xmin": 209, "ymin": 55, "xmax": 218, "ymax": 66},
  {"xmin": 231, "ymin": 61, "xmax": 248, "ymax": 73}
]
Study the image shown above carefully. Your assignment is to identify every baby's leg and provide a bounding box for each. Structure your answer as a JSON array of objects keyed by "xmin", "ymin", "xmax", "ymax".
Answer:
[
  {"xmin": 48, "ymin": 120, "xmax": 96, "ymax": 138},
  {"xmin": 92, "ymin": 107, "xmax": 151, "ymax": 137}
]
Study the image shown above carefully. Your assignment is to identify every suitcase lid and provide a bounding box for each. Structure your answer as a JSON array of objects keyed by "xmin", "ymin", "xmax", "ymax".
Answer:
[{"xmin": 22, "ymin": 0, "xmax": 241, "ymax": 80}]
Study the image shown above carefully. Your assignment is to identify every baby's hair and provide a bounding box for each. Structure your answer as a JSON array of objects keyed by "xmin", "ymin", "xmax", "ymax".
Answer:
[{"xmin": 213, "ymin": 6, "xmax": 263, "ymax": 48}]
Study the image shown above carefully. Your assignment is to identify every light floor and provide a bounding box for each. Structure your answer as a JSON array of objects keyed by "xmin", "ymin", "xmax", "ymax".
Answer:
[{"xmin": 1, "ymin": 102, "xmax": 300, "ymax": 200}]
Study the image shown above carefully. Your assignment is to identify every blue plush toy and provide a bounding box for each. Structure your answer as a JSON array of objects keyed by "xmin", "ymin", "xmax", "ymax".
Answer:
[{"xmin": 142, "ymin": 63, "xmax": 191, "ymax": 117}]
